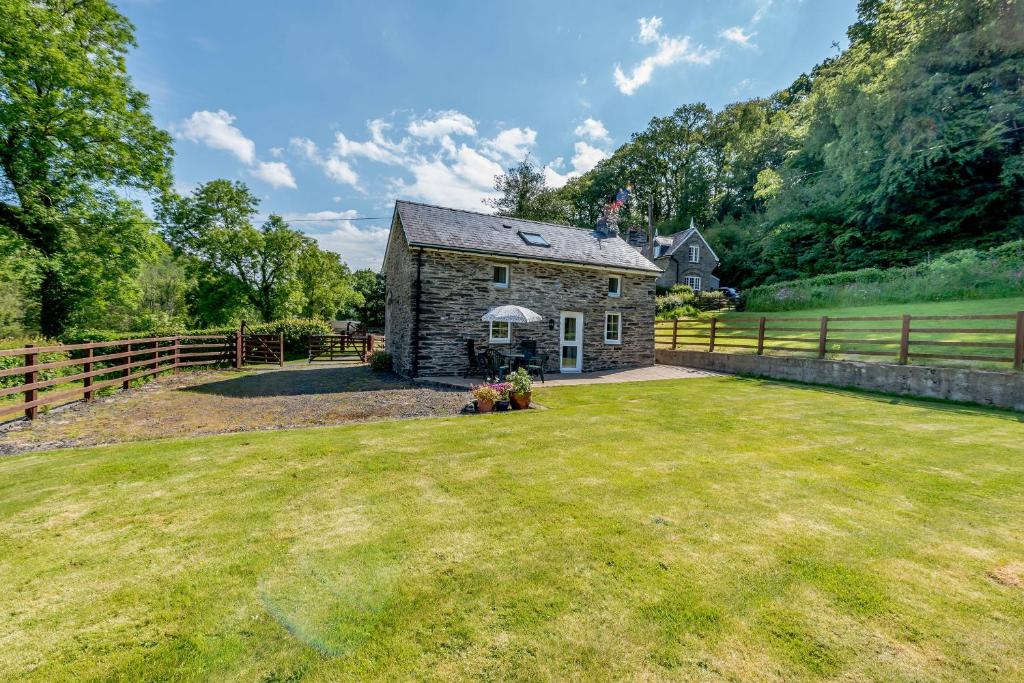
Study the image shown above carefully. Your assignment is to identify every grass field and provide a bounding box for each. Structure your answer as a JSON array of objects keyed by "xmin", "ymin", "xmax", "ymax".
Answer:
[
  {"xmin": 658, "ymin": 296, "xmax": 1024, "ymax": 368},
  {"xmin": 2, "ymin": 377, "xmax": 1023, "ymax": 681}
]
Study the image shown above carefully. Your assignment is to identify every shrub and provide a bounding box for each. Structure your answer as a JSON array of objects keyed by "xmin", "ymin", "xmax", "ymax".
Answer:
[
  {"xmin": 368, "ymin": 350, "xmax": 392, "ymax": 372},
  {"xmin": 507, "ymin": 367, "xmax": 533, "ymax": 395},
  {"xmin": 743, "ymin": 240, "xmax": 1024, "ymax": 312}
]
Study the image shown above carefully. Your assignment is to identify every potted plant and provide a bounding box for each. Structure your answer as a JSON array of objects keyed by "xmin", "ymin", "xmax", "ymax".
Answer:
[
  {"xmin": 472, "ymin": 384, "xmax": 501, "ymax": 413},
  {"xmin": 492, "ymin": 381, "xmax": 513, "ymax": 411},
  {"xmin": 508, "ymin": 368, "xmax": 533, "ymax": 410}
]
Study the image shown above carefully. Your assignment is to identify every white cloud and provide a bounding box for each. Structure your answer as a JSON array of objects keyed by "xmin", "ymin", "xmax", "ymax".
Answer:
[
  {"xmin": 290, "ymin": 136, "xmax": 361, "ymax": 189},
  {"xmin": 333, "ymin": 131, "xmax": 403, "ymax": 165},
  {"xmin": 407, "ymin": 110, "xmax": 477, "ymax": 140},
  {"xmin": 392, "ymin": 143, "xmax": 502, "ymax": 211},
  {"xmin": 269, "ymin": 147, "xmax": 283, "ymax": 158},
  {"xmin": 250, "ymin": 161, "xmax": 297, "ymax": 189},
  {"xmin": 571, "ymin": 141, "xmax": 608, "ymax": 174},
  {"xmin": 323, "ymin": 158, "xmax": 360, "ymax": 187},
  {"xmin": 177, "ymin": 110, "xmax": 295, "ymax": 189},
  {"xmin": 176, "ymin": 110, "xmax": 256, "ymax": 164},
  {"xmin": 638, "ymin": 16, "xmax": 663, "ymax": 44},
  {"xmin": 287, "ymin": 210, "xmax": 389, "ymax": 271},
  {"xmin": 482, "ymin": 127, "xmax": 537, "ymax": 161},
  {"xmin": 721, "ymin": 26, "xmax": 756, "ymax": 48},
  {"xmin": 573, "ymin": 118, "xmax": 610, "ymax": 142},
  {"xmin": 613, "ymin": 17, "xmax": 718, "ymax": 95},
  {"xmin": 752, "ymin": 0, "xmax": 774, "ymax": 23},
  {"xmin": 544, "ymin": 165, "xmax": 573, "ymax": 189}
]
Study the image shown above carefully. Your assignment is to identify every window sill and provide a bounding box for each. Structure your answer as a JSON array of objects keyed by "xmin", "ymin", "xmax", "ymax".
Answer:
[{"xmin": 604, "ymin": 340, "xmax": 622, "ymax": 346}]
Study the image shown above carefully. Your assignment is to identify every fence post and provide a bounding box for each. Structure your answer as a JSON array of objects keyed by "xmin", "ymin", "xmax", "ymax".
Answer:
[
  {"xmin": 83, "ymin": 347, "xmax": 94, "ymax": 401},
  {"xmin": 899, "ymin": 314, "xmax": 911, "ymax": 365},
  {"xmin": 817, "ymin": 316, "xmax": 829, "ymax": 359},
  {"xmin": 279, "ymin": 332, "xmax": 284, "ymax": 368},
  {"xmin": 756, "ymin": 317, "xmax": 766, "ymax": 355},
  {"xmin": 1014, "ymin": 311, "xmax": 1024, "ymax": 372},
  {"xmin": 709, "ymin": 318, "xmax": 717, "ymax": 352},
  {"xmin": 235, "ymin": 326, "xmax": 243, "ymax": 369},
  {"xmin": 24, "ymin": 344, "xmax": 37, "ymax": 420},
  {"xmin": 173, "ymin": 336, "xmax": 180, "ymax": 374},
  {"xmin": 122, "ymin": 342, "xmax": 132, "ymax": 390},
  {"xmin": 672, "ymin": 318, "xmax": 679, "ymax": 350}
]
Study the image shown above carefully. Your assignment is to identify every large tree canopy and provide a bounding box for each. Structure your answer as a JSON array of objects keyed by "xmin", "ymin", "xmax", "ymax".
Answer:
[
  {"xmin": 0, "ymin": 0, "xmax": 173, "ymax": 335},
  {"xmin": 555, "ymin": 0, "xmax": 1024, "ymax": 288}
]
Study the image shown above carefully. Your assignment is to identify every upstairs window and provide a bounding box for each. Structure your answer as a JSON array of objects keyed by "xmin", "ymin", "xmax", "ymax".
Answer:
[
  {"xmin": 492, "ymin": 264, "xmax": 509, "ymax": 288},
  {"xmin": 608, "ymin": 275, "xmax": 621, "ymax": 298},
  {"xmin": 518, "ymin": 231, "xmax": 550, "ymax": 247},
  {"xmin": 604, "ymin": 312, "xmax": 622, "ymax": 345},
  {"xmin": 688, "ymin": 245, "xmax": 700, "ymax": 263}
]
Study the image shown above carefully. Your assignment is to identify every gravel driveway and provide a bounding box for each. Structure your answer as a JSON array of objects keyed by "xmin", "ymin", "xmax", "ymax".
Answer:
[{"xmin": 0, "ymin": 364, "xmax": 470, "ymax": 454}]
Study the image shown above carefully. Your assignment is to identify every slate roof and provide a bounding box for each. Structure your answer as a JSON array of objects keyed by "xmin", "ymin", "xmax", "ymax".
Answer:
[{"xmin": 392, "ymin": 200, "xmax": 661, "ymax": 273}]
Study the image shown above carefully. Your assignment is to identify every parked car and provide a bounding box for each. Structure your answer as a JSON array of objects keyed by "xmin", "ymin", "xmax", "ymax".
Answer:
[{"xmin": 718, "ymin": 287, "xmax": 741, "ymax": 299}]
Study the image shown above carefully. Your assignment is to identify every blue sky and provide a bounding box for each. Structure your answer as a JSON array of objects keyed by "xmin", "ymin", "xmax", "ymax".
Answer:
[{"xmin": 121, "ymin": 0, "xmax": 858, "ymax": 269}]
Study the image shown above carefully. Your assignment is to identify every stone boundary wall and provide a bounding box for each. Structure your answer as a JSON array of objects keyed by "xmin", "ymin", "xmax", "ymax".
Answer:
[{"xmin": 656, "ymin": 349, "xmax": 1024, "ymax": 412}]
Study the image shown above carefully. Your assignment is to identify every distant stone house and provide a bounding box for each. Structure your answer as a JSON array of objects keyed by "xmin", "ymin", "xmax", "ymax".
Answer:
[
  {"xmin": 627, "ymin": 219, "xmax": 720, "ymax": 291},
  {"xmin": 383, "ymin": 200, "xmax": 661, "ymax": 378}
]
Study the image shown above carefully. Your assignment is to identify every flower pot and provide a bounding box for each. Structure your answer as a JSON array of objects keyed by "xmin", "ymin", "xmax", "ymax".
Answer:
[
  {"xmin": 476, "ymin": 399, "xmax": 494, "ymax": 413},
  {"xmin": 510, "ymin": 392, "xmax": 532, "ymax": 410},
  {"xmin": 496, "ymin": 400, "xmax": 510, "ymax": 411}
]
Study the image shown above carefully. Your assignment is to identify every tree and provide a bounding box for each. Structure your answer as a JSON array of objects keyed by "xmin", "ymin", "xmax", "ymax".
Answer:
[
  {"xmin": 0, "ymin": 0, "xmax": 173, "ymax": 336},
  {"xmin": 159, "ymin": 180, "xmax": 307, "ymax": 322},
  {"xmin": 296, "ymin": 241, "xmax": 360, "ymax": 320},
  {"xmin": 485, "ymin": 159, "xmax": 568, "ymax": 222},
  {"xmin": 349, "ymin": 269, "xmax": 385, "ymax": 329}
]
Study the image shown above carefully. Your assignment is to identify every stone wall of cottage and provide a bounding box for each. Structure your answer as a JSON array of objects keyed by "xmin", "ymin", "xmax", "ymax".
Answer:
[
  {"xmin": 653, "ymin": 235, "xmax": 720, "ymax": 291},
  {"xmin": 414, "ymin": 250, "xmax": 656, "ymax": 377},
  {"xmin": 383, "ymin": 221, "xmax": 415, "ymax": 376}
]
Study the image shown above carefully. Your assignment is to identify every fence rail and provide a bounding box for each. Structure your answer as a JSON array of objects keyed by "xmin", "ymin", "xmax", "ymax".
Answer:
[
  {"xmin": 656, "ymin": 311, "xmax": 1024, "ymax": 371},
  {"xmin": 308, "ymin": 333, "xmax": 385, "ymax": 363},
  {"xmin": 0, "ymin": 335, "xmax": 235, "ymax": 421}
]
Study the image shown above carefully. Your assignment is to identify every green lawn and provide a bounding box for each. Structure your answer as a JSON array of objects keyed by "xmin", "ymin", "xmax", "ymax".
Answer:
[
  {"xmin": 2, "ymin": 378, "xmax": 1023, "ymax": 681},
  {"xmin": 733, "ymin": 295, "xmax": 1024, "ymax": 320}
]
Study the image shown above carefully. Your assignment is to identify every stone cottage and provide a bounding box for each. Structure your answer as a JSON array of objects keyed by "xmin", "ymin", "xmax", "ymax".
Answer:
[
  {"xmin": 628, "ymin": 219, "xmax": 720, "ymax": 291},
  {"xmin": 383, "ymin": 200, "xmax": 661, "ymax": 378}
]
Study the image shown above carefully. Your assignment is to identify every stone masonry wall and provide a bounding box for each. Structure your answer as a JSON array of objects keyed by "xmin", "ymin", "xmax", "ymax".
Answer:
[
  {"xmin": 382, "ymin": 221, "xmax": 415, "ymax": 376},
  {"xmin": 415, "ymin": 249, "xmax": 657, "ymax": 377},
  {"xmin": 657, "ymin": 348, "xmax": 1024, "ymax": 412}
]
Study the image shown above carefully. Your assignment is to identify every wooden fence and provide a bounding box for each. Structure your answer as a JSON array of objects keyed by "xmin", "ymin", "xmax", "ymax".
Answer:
[
  {"xmin": 0, "ymin": 335, "xmax": 235, "ymax": 421},
  {"xmin": 656, "ymin": 311, "xmax": 1024, "ymax": 371}
]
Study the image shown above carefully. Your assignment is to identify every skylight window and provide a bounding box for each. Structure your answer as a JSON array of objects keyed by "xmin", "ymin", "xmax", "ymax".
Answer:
[{"xmin": 518, "ymin": 231, "xmax": 550, "ymax": 247}]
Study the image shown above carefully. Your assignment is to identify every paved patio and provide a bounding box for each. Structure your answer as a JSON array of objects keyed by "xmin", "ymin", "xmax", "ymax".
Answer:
[{"xmin": 416, "ymin": 363, "xmax": 720, "ymax": 389}]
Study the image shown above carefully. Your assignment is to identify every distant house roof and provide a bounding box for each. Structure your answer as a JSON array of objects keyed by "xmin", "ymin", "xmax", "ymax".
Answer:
[
  {"xmin": 392, "ymin": 200, "xmax": 661, "ymax": 274},
  {"xmin": 646, "ymin": 220, "xmax": 720, "ymax": 263}
]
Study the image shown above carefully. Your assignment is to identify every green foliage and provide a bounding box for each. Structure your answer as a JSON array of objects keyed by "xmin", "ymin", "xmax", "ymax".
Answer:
[
  {"xmin": 367, "ymin": 350, "xmax": 392, "ymax": 372},
  {"xmin": 656, "ymin": 284, "xmax": 699, "ymax": 320},
  {"xmin": 485, "ymin": 159, "xmax": 568, "ymax": 222},
  {"xmin": 560, "ymin": 0, "xmax": 1024, "ymax": 287},
  {"xmin": 507, "ymin": 367, "xmax": 533, "ymax": 395},
  {"xmin": 297, "ymin": 242, "xmax": 360, "ymax": 320},
  {"xmin": 350, "ymin": 269, "xmax": 385, "ymax": 329},
  {"xmin": 744, "ymin": 240, "xmax": 1024, "ymax": 311},
  {"xmin": 0, "ymin": 0, "xmax": 173, "ymax": 336}
]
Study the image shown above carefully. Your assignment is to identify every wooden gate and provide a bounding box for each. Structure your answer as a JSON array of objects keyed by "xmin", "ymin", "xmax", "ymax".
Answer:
[
  {"xmin": 239, "ymin": 330, "xmax": 284, "ymax": 367},
  {"xmin": 308, "ymin": 334, "xmax": 368, "ymax": 363}
]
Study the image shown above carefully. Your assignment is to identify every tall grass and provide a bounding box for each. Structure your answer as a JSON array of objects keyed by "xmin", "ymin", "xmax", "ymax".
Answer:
[{"xmin": 744, "ymin": 240, "xmax": 1024, "ymax": 312}]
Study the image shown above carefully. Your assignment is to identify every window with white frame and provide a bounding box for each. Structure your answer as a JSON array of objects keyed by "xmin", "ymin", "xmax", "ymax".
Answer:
[
  {"xmin": 604, "ymin": 312, "xmax": 621, "ymax": 344},
  {"xmin": 683, "ymin": 276, "xmax": 702, "ymax": 292},
  {"xmin": 688, "ymin": 245, "xmax": 700, "ymax": 263},
  {"xmin": 489, "ymin": 320, "xmax": 510, "ymax": 343},
  {"xmin": 607, "ymin": 274, "xmax": 621, "ymax": 298},
  {"xmin": 492, "ymin": 264, "xmax": 509, "ymax": 288}
]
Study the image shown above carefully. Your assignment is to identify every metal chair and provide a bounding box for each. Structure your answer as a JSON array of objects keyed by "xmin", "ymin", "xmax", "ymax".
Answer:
[
  {"xmin": 464, "ymin": 339, "xmax": 480, "ymax": 377},
  {"xmin": 517, "ymin": 340, "xmax": 545, "ymax": 383},
  {"xmin": 479, "ymin": 348, "xmax": 510, "ymax": 381}
]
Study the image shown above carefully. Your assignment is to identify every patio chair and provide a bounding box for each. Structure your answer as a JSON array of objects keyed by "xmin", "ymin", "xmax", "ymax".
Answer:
[
  {"xmin": 463, "ymin": 339, "xmax": 480, "ymax": 377},
  {"xmin": 479, "ymin": 348, "xmax": 510, "ymax": 382},
  {"xmin": 517, "ymin": 340, "xmax": 545, "ymax": 383}
]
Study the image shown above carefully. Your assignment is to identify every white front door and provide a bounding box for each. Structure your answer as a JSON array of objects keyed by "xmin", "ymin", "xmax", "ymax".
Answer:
[{"xmin": 559, "ymin": 312, "xmax": 583, "ymax": 373}]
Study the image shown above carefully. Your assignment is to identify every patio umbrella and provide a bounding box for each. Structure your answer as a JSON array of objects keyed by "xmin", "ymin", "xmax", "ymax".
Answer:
[{"xmin": 481, "ymin": 305, "xmax": 543, "ymax": 353}]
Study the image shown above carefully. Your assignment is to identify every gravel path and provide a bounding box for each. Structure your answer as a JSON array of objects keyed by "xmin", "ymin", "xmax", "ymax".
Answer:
[{"xmin": 0, "ymin": 365, "xmax": 471, "ymax": 454}]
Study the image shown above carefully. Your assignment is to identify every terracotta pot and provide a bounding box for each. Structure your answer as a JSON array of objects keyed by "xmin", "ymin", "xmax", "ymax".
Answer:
[
  {"xmin": 476, "ymin": 399, "xmax": 494, "ymax": 413},
  {"xmin": 510, "ymin": 392, "xmax": 532, "ymax": 410}
]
